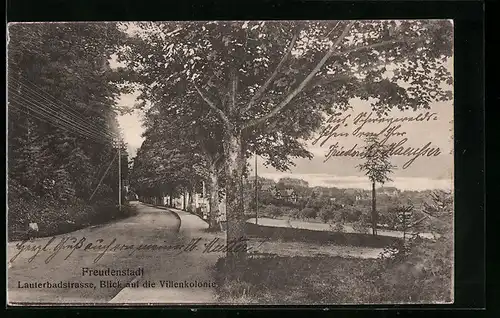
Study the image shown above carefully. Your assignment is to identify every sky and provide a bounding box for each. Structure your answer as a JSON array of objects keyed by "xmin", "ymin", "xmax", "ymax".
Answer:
[
  {"xmin": 251, "ymin": 99, "xmax": 453, "ymax": 190},
  {"xmin": 116, "ymin": 92, "xmax": 144, "ymax": 157},
  {"xmin": 114, "ymin": 22, "xmax": 454, "ymax": 191}
]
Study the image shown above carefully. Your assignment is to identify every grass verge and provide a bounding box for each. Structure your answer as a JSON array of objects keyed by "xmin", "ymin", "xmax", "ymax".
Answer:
[{"xmin": 214, "ymin": 236, "xmax": 452, "ymax": 304}]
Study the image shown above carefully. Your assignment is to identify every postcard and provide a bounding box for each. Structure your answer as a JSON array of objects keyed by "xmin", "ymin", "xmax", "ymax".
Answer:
[{"xmin": 7, "ymin": 20, "xmax": 454, "ymax": 305}]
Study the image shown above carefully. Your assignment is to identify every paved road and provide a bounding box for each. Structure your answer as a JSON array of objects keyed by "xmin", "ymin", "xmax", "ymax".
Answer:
[
  {"xmin": 8, "ymin": 202, "xmax": 190, "ymax": 304},
  {"xmin": 109, "ymin": 207, "xmax": 222, "ymax": 304}
]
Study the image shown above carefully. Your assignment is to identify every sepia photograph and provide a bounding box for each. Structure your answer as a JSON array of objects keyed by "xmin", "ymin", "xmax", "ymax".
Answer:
[{"xmin": 7, "ymin": 20, "xmax": 454, "ymax": 305}]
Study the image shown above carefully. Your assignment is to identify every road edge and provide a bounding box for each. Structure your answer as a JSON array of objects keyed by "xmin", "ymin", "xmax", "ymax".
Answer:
[
  {"xmin": 142, "ymin": 203, "xmax": 183, "ymax": 222},
  {"xmin": 108, "ymin": 203, "xmax": 210, "ymax": 304}
]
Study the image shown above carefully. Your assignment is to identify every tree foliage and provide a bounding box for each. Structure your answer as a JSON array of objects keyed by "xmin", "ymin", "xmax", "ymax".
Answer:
[
  {"xmin": 115, "ymin": 20, "xmax": 453, "ymax": 258},
  {"xmin": 357, "ymin": 134, "xmax": 397, "ymax": 185},
  {"xmin": 421, "ymin": 190, "xmax": 453, "ymax": 234},
  {"xmin": 117, "ymin": 20, "xmax": 452, "ymax": 158},
  {"xmin": 8, "ymin": 23, "xmax": 127, "ymax": 207},
  {"xmin": 130, "ymin": 95, "xmax": 227, "ymax": 227}
]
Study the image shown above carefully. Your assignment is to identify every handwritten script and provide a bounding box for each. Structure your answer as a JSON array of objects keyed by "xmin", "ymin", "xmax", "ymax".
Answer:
[
  {"xmin": 9, "ymin": 236, "xmax": 266, "ymax": 265},
  {"xmin": 312, "ymin": 111, "xmax": 443, "ymax": 169}
]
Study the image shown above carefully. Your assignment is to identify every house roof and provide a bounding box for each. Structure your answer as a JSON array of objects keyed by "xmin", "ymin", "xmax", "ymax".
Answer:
[
  {"xmin": 344, "ymin": 189, "xmax": 368, "ymax": 195},
  {"xmin": 276, "ymin": 188, "xmax": 296, "ymax": 196}
]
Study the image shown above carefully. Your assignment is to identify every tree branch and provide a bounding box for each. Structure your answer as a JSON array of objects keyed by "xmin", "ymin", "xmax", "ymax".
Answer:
[
  {"xmin": 305, "ymin": 47, "xmax": 423, "ymax": 92},
  {"xmin": 243, "ymin": 31, "xmax": 300, "ymax": 113},
  {"xmin": 199, "ymin": 141, "xmax": 224, "ymax": 171},
  {"xmin": 335, "ymin": 36, "xmax": 426, "ymax": 57},
  {"xmin": 193, "ymin": 83, "xmax": 232, "ymax": 129},
  {"xmin": 214, "ymin": 153, "xmax": 223, "ymax": 167},
  {"xmin": 418, "ymin": 210, "xmax": 449, "ymax": 225},
  {"xmin": 243, "ymin": 21, "xmax": 356, "ymax": 129},
  {"xmin": 408, "ymin": 216, "xmax": 428, "ymax": 229},
  {"xmin": 324, "ymin": 21, "xmax": 341, "ymax": 39},
  {"xmin": 338, "ymin": 37, "xmax": 426, "ymax": 55}
]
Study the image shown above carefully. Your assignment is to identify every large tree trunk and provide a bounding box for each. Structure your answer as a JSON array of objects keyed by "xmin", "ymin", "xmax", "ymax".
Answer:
[
  {"xmin": 208, "ymin": 163, "xmax": 220, "ymax": 230},
  {"xmin": 189, "ymin": 185, "xmax": 196, "ymax": 213},
  {"xmin": 224, "ymin": 131, "xmax": 247, "ymax": 265},
  {"xmin": 371, "ymin": 181, "xmax": 377, "ymax": 235}
]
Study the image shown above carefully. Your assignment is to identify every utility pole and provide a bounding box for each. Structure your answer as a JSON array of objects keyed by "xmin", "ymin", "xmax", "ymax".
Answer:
[
  {"xmin": 255, "ymin": 154, "xmax": 258, "ymax": 225},
  {"xmin": 118, "ymin": 141, "xmax": 122, "ymax": 211},
  {"xmin": 89, "ymin": 153, "xmax": 118, "ymax": 201},
  {"xmin": 202, "ymin": 180, "xmax": 206, "ymax": 219}
]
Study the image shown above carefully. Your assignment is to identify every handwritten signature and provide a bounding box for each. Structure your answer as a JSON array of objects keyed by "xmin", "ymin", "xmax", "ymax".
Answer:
[{"xmin": 312, "ymin": 111, "xmax": 443, "ymax": 168}]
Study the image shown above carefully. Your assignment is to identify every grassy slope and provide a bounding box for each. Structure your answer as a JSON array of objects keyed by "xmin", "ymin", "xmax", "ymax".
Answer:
[{"xmin": 214, "ymin": 236, "xmax": 453, "ymax": 304}]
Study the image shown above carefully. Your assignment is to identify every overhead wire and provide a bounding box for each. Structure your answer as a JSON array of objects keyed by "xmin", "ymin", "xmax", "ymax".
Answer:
[
  {"xmin": 8, "ymin": 91, "xmax": 114, "ymax": 144},
  {"xmin": 8, "ymin": 77, "xmax": 117, "ymax": 140},
  {"xmin": 9, "ymin": 102, "xmax": 109, "ymax": 145},
  {"xmin": 10, "ymin": 73, "xmax": 112, "ymax": 117},
  {"xmin": 9, "ymin": 105, "xmax": 110, "ymax": 145},
  {"xmin": 8, "ymin": 81, "xmax": 126, "ymax": 198},
  {"xmin": 8, "ymin": 92, "xmax": 114, "ymax": 144},
  {"xmin": 6, "ymin": 72, "xmax": 123, "ymax": 145},
  {"xmin": 9, "ymin": 77, "xmax": 115, "ymax": 138}
]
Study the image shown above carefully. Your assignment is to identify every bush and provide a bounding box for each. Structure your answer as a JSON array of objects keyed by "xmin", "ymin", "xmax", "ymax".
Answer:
[
  {"xmin": 8, "ymin": 194, "xmax": 136, "ymax": 242},
  {"xmin": 372, "ymin": 233, "xmax": 453, "ymax": 303},
  {"xmin": 287, "ymin": 207, "xmax": 301, "ymax": 219},
  {"xmin": 352, "ymin": 220, "xmax": 369, "ymax": 234},
  {"xmin": 378, "ymin": 207, "xmax": 399, "ymax": 230},
  {"xmin": 343, "ymin": 206, "xmax": 363, "ymax": 223},
  {"xmin": 379, "ymin": 206, "xmax": 409, "ymax": 230},
  {"xmin": 318, "ymin": 207, "xmax": 333, "ymax": 223},
  {"xmin": 300, "ymin": 207, "xmax": 317, "ymax": 219},
  {"xmin": 264, "ymin": 205, "xmax": 283, "ymax": 219},
  {"xmin": 360, "ymin": 211, "xmax": 372, "ymax": 224},
  {"xmin": 332, "ymin": 222, "xmax": 344, "ymax": 233},
  {"xmin": 331, "ymin": 210, "xmax": 344, "ymax": 224}
]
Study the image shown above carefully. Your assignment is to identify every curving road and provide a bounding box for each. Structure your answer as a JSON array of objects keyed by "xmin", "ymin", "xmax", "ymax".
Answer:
[{"xmin": 8, "ymin": 202, "xmax": 189, "ymax": 304}]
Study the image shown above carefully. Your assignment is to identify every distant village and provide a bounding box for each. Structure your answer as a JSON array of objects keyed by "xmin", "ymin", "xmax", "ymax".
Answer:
[
  {"xmin": 245, "ymin": 176, "xmax": 404, "ymax": 205},
  {"xmin": 133, "ymin": 175, "xmax": 438, "ymax": 227}
]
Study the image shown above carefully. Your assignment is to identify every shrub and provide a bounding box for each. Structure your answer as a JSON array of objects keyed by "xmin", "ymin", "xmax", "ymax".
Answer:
[
  {"xmin": 379, "ymin": 207, "xmax": 400, "ymax": 230},
  {"xmin": 318, "ymin": 207, "xmax": 332, "ymax": 223},
  {"xmin": 332, "ymin": 222, "xmax": 345, "ymax": 233},
  {"xmin": 344, "ymin": 206, "xmax": 363, "ymax": 223},
  {"xmin": 372, "ymin": 233, "xmax": 453, "ymax": 303},
  {"xmin": 8, "ymin": 193, "xmax": 136, "ymax": 242},
  {"xmin": 300, "ymin": 207, "xmax": 317, "ymax": 219},
  {"xmin": 352, "ymin": 220, "xmax": 369, "ymax": 234},
  {"xmin": 331, "ymin": 210, "xmax": 344, "ymax": 224},
  {"xmin": 265, "ymin": 205, "xmax": 283, "ymax": 219},
  {"xmin": 360, "ymin": 211, "xmax": 372, "ymax": 224},
  {"xmin": 287, "ymin": 207, "xmax": 301, "ymax": 219}
]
